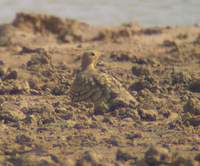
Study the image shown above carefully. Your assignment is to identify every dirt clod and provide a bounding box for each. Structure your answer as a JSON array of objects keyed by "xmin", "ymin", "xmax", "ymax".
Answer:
[{"xmin": 145, "ymin": 145, "xmax": 172, "ymax": 165}]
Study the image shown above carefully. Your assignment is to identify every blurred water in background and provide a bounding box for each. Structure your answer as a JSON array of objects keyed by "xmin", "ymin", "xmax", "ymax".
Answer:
[{"xmin": 0, "ymin": 0, "xmax": 200, "ymax": 27}]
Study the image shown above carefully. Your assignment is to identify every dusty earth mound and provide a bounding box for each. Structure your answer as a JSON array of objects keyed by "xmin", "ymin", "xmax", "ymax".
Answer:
[{"xmin": 0, "ymin": 13, "xmax": 200, "ymax": 166}]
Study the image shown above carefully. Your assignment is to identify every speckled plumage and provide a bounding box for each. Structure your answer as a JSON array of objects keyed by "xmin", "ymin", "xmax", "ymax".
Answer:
[{"xmin": 70, "ymin": 50, "xmax": 137, "ymax": 114}]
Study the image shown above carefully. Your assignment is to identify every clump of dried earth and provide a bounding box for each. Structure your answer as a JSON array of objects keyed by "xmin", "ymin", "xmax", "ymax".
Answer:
[{"xmin": 0, "ymin": 13, "xmax": 200, "ymax": 166}]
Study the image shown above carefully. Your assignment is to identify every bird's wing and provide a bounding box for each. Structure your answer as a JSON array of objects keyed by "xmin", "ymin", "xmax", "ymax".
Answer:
[
  {"xmin": 92, "ymin": 72, "xmax": 137, "ymax": 105},
  {"xmin": 70, "ymin": 72, "xmax": 108, "ymax": 103}
]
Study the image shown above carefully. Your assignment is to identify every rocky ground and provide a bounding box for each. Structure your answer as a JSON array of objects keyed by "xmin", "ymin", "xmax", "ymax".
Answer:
[{"xmin": 0, "ymin": 13, "xmax": 200, "ymax": 166}]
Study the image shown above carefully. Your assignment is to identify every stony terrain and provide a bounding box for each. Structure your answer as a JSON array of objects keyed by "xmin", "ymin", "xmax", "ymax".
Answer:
[{"xmin": 0, "ymin": 13, "xmax": 200, "ymax": 166}]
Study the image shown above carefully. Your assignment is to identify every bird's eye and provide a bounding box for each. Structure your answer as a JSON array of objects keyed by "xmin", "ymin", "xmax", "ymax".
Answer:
[{"xmin": 90, "ymin": 52, "xmax": 95, "ymax": 56}]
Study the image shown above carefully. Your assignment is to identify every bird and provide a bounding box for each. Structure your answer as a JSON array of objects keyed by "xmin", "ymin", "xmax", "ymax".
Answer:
[{"xmin": 70, "ymin": 50, "xmax": 137, "ymax": 114}]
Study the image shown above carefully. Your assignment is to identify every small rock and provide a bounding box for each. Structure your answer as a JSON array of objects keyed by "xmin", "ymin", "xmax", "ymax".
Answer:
[
  {"xmin": 0, "ymin": 102, "xmax": 26, "ymax": 123},
  {"xmin": 129, "ymin": 76, "xmax": 157, "ymax": 92},
  {"xmin": 113, "ymin": 108, "xmax": 140, "ymax": 120},
  {"xmin": 16, "ymin": 134, "xmax": 32, "ymax": 146},
  {"xmin": 30, "ymin": 89, "xmax": 41, "ymax": 95},
  {"xmin": 116, "ymin": 149, "xmax": 136, "ymax": 161},
  {"xmin": 25, "ymin": 103, "xmax": 56, "ymax": 125},
  {"xmin": 129, "ymin": 80, "xmax": 149, "ymax": 92},
  {"xmin": 0, "ymin": 60, "xmax": 4, "ymax": 66},
  {"xmin": 172, "ymin": 156, "xmax": 199, "ymax": 166},
  {"xmin": 76, "ymin": 151, "xmax": 101, "ymax": 166},
  {"xmin": 194, "ymin": 153, "xmax": 200, "ymax": 162},
  {"xmin": 106, "ymin": 136, "xmax": 122, "ymax": 146},
  {"xmin": 143, "ymin": 27, "xmax": 162, "ymax": 35},
  {"xmin": 28, "ymin": 78, "xmax": 40, "ymax": 90},
  {"xmin": 176, "ymin": 33, "xmax": 188, "ymax": 40},
  {"xmin": 138, "ymin": 109, "xmax": 158, "ymax": 121},
  {"xmin": 189, "ymin": 79, "xmax": 200, "ymax": 93},
  {"xmin": 27, "ymin": 49, "xmax": 51, "ymax": 67},
  {"xmin": 187, "ymin": 115, "xmax": 200, "ymax": 126},
  {"xmin": 51, "ymin": 84, "xmax": 69, "ymax": 96},
  {"xmin": 162, "ymin": 40, "xmax": 177, "ymax": 48},
  {"xmin": 4, "ymin": 69, "xmax": 18, "ymax": 80},
  {"xmin": 8, "ymin": 154, "xmax": 57, "ymax": 166},
  {"xmin": 145, "ymin": 145, "xmax": 172, "ymax": 165},
  {"xmin": 184, "ymin": 98, "xmax": 200, "ymax": 115},
  {"xmin": 132, "ymin": 65, "xmax": 151, "ymax": 77},
  {"xmin": 126, "ymin": 132, "xmax": 142, "ymax": 140},
  {"xmin": 58, "ymin": 29, "xmax": 83, "ymax": 43},
  {"xmin": 110, "ymin": 52, "xmax": 131, "ymax": 62},
  {"xmin": 23, "ymin": 114, "xmax": 37, "ymax": 124},
  {"xmin": 171, "ymin": 71, "xmax": 191, "ymax": 85}
]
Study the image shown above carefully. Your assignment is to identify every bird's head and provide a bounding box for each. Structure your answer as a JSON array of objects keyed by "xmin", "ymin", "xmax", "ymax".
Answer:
[{"xmin": 81, "ymin": 50, "xmax": 100, "ymax": 71}]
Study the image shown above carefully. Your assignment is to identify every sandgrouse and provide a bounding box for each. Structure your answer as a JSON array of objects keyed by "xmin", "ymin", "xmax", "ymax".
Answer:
[{"xmin": 70, "ymin": 50, "xmax": 137, "ymax": 114}]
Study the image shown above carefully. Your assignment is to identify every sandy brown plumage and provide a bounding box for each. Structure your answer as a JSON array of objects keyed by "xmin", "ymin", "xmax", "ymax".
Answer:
[{"xmin": 70, "ymin": 50, "xmax": 137, "ymax": 114}]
